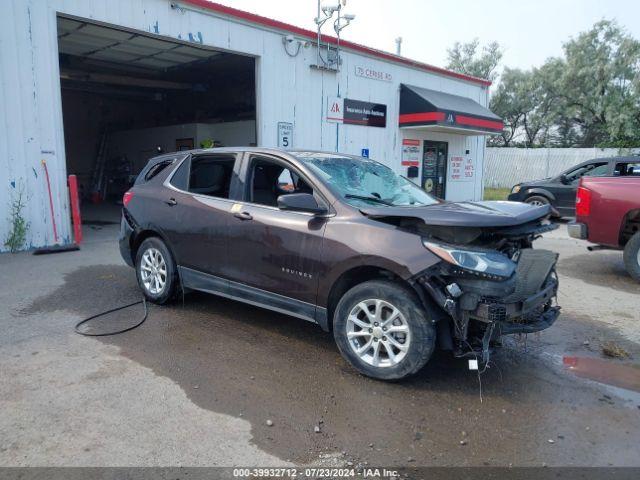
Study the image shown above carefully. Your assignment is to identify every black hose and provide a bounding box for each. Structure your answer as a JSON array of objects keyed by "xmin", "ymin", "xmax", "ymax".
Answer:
[{"xmin": 74, "ymin": 299, "xmax": 148, "ymax": 337}]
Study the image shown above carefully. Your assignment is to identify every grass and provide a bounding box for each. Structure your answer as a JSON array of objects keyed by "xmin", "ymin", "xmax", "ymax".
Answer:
[{"xmin": 483, "ymin": 187, "xmax": 511, "ymax": 201}]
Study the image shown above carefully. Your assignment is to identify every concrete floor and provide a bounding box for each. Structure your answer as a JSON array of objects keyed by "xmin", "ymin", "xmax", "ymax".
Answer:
[{"xmin": 1, "ymin": 219, "xmax": 639, "ymax": 467}]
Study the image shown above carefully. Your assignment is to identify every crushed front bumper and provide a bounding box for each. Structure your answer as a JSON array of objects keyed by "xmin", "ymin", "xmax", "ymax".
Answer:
[{"xmin": 470, "ymin": 277, "xmax": 560, "ymax": 334}]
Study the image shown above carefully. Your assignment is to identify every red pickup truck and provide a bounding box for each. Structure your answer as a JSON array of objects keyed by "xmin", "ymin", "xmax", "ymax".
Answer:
[{"xmin": 568, "ymin": 176, "xmax": 640, "ymax": 280}]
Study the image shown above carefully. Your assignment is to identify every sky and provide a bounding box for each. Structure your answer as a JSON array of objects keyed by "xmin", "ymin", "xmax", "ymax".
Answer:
[{"xmin": 211, "ymin": 0, "xmax": 640, "ymax": 76}]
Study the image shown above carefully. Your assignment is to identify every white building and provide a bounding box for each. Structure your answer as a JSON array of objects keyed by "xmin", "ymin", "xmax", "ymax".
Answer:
[{"xmin": 0, "ymin": 0, "xmax": 502, "ymax": 251}]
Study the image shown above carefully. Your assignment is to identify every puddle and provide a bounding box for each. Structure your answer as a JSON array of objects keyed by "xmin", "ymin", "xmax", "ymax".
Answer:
[{"xmin": 563, "ymin": 356, "xmax": 640, "ymax": 393}]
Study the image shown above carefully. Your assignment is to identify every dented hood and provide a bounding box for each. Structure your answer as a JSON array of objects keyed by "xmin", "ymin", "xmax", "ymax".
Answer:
[{"xmin": 360, "ymin": 200, "xmax": 551, "ymax": 227}]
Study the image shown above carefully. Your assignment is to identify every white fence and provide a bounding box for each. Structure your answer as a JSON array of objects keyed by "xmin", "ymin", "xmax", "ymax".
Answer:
[{"xmin": 484, "ymin": 147, "xmax": 640, "ymax": 188}]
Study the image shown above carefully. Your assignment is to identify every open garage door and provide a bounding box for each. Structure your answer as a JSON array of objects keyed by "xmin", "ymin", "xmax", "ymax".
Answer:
[{"xmin": 56, "ymin": 15, "xmax": 256, "ymax": 217}]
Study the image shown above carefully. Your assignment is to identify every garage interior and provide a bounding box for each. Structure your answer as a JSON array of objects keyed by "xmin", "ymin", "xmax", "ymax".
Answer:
[{"xmin": 56, "ymin": 15, "xmax": 257, "ymax": 217}]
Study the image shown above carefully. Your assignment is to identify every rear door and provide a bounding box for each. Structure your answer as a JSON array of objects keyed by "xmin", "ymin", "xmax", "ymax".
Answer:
[
  {"xmin": 224, "ymin": 153, "xmax": 329, "ymax": 318},
  {"xmin": 163, "ymin": 152, "xmax": 240, "ymax": 277}
]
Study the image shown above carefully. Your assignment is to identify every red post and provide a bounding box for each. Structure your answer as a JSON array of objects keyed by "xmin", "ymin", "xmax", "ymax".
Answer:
[{"xmin": 68, "ymin": 175, "xmax": 83, "ymax": 245}]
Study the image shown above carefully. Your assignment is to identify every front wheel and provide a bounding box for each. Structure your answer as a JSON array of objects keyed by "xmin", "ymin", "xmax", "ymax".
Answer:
[
  {"xmin": 333, "ymin": 280, "xmax": 436, "ymax": 380},
  {"xmin": 525, "ymin": 195, "xmax": 550, "ymax": 207},
  {"xmin": 623, "ymin": 232, "xmax": 640, "ymax": 281}
]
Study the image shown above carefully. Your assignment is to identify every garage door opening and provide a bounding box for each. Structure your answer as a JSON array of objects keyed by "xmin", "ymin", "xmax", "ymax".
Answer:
[{"xmin": 56, "ymin": 15, "xmax": 256, "ymax": 221}]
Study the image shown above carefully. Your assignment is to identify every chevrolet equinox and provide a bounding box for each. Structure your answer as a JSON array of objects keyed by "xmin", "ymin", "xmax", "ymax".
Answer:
[{"xmin": 120, "ymin": 148, "xmax": 560, "ymax": 380}]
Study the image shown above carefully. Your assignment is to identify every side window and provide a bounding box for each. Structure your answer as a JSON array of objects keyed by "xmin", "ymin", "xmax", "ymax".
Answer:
[
  {"xmin": 566, "ymin": 162, "xmax": 608, "ymax": 184},
  {"xmin": 188, "ymin": 155, "xmax": 236, "ymax": 198},
  {"xmin": 249, "ymin": 157, "xmax": 313, "ymax": 207},
  {"xmin": 170, "ymin": 157, "xmax": 190, "ymax": 191},
  {"xmin": 582, "ymin": 163, "xmax": 609, "ymax": 177},
  {"xmin": 614, "ymin": 162, "xmax": 640, "ymax": 176}
]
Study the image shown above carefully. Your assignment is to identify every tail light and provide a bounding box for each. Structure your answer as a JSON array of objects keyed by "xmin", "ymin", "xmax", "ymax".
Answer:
[
  {"xmin": 575, "ymin": 186, "xmax": 591, "ymax": 216},
  {"xmin": 122, "ymin": 190, "xmax": 134, "ymax": 207}
]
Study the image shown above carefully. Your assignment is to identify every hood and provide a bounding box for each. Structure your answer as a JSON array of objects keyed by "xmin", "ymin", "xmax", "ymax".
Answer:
[
  {"xmin": 518, "ymin": 177, "xmax": 553, "ymax": 187},
  {"xmin": 360, "ymin": 200, "xmax": 551, "ymax": 228}
]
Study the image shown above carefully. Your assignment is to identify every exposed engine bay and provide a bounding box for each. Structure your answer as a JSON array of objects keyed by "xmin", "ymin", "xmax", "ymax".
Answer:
[{"xmin": 361, "ymin": 201, "xmax": 561, "ymax": 362}]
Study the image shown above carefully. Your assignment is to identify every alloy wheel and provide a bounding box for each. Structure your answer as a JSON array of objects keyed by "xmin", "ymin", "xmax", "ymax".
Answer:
[
  {"xmin": 346, "ymin": 299, "xmax": 411, "ymax": 368},
  {"xmin": 140, "ymin": 247, "xmax": 167, "ymax": 295}
]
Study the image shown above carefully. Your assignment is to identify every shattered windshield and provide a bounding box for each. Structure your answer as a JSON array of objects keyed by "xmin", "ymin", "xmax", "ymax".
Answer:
[{"xmin": 294, "ymin": 152, "xmax": 439, "ymax": 207}]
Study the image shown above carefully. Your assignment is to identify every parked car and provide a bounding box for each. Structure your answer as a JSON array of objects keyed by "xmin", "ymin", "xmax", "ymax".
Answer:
[
  {"xmin": 120, "ymin": 148, "xmax": 560, "ymax": 380},
  {"xmin": 568, "ymin": 176, "xmax": 640, "ymax": 281},
  {"xmin": 508, "ymin": 156, "xmax": 640, "ymax": 217}
]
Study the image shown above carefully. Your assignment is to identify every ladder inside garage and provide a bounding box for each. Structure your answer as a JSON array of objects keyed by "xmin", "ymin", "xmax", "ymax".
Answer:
[{"xmin": 90, "ymin": 130, "xmax": 109, "ymax": 202}]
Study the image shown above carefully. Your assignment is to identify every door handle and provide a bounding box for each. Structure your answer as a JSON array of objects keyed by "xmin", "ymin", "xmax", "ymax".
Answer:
[
  {"xmin": 165, "ymin": 197, "xmax": 177, "ymax": 206},
  {"xmin": 234, "ymin": 211, "xmax": 253, "ymax": 221}
]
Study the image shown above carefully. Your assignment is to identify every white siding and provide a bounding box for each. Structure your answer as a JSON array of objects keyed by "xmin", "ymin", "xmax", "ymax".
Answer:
[{"xmin": 0, "ymin": 0, "xmax": 490, "ymax": 251}]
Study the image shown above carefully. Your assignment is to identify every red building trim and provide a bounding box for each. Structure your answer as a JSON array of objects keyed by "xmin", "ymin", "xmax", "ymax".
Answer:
[
  {"xmin": 455, "ymin": 115, "xmax": 504, "ymax": 131},
  {"xmin": 182, "ymin": 0, "xmax": 492, "ymax": 87},
  {"xmin": 399, "ymin": 112, "xmax": 446, "ymax": 124}
]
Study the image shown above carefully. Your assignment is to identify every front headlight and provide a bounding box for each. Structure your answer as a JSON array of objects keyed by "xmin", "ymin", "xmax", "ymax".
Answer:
[
  {"xmin": 511, "ymin": 185, "xmax": 521, "ymax": 194},
  {"xmin": 423, "ymin": 240, "xmax": 516, "ymax": 279}
]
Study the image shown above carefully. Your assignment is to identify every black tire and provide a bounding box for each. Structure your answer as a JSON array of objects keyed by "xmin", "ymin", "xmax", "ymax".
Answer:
[
  {"xmin": 135, "ymin": 237, "xmax": 180, "ymax": 304},
  {"xmin": 623, "ymin": 232, "xmax": 640, "ymax": 281},
  {"xmin": 525, "ymin": 195, "xmax": 550, "ymax": 207},
  {"xmin": 333, "ymin": 279, "xmax": 436, "ymax": 381}
]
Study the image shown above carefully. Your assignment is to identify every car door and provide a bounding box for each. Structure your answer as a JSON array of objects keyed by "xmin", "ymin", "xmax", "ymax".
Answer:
[
  {"xmin": 163, "ymin": 152, "xmax": 240, "ymax": 278},
  {"xmin": 554, "ymin": 161, "xmax": 610, "ymax": 214},
  {"xmin": 224, "ymin": 153, "xmax": 330, "ymax": 319}
]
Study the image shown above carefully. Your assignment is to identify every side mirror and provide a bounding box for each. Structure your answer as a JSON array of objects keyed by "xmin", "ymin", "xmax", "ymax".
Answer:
[
  {"xmin": 277, "ymin": 193, "xmax": 327, "ymax": 215},
  {"xmin": 559, "ymin": 174, "xmax": 570, "ymax": 185}
]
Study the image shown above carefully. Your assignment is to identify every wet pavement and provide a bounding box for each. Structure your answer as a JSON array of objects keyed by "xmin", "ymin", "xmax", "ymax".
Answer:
[{"xmin": 2, "ymin": 222, "xmax": 640, "ymax": 467}]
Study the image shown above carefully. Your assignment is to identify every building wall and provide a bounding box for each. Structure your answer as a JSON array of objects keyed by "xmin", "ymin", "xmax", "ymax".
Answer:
[{"xmin": 0, "ymin": 0, "xmax": 490, "ymax": 251}]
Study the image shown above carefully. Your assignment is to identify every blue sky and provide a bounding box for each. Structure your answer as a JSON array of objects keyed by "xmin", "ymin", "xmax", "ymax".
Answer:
[{"xmin": 212, "ymin": 0, "xmax": 640, "ymax": 74}]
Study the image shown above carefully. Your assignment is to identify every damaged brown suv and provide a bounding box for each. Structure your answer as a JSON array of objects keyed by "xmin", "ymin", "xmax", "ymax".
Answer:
[{"xmin": 120, "ymin": 148, "xmax": 560, "ymax": 380}]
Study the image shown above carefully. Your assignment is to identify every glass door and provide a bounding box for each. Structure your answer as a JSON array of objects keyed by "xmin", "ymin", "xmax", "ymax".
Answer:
[{"xmin": 422, "ymin": 141, "xmax": 448, "ymax": 199}]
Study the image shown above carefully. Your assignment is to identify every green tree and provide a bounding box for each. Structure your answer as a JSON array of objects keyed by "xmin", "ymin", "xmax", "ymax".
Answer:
[
  {"xmin": 557, "ymin": 20, "xmax": 640, "ymax": 146},
  {"xmin": 446, "ymin": 39, "xmax": 503, "ymax": 82},
  {"xmin": 488, "ymin": 68, "xmax": 528, "ymax": 146}
]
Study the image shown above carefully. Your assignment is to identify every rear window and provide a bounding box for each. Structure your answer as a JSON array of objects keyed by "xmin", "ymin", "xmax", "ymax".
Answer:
[
  {"xmin": 144, "ymin": 160, "xmax": 173, "ymax": 181},
  {"xmin": 188, "ymin": 155, "xmax": 236, "ymax": 199}
]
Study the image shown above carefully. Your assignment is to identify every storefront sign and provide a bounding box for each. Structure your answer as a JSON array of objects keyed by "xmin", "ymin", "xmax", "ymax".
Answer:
[
  {"xmin": 327, "ymin": 97, "xmax": 387, "ymax": 128},
  {"xmin": 277, "ymin": 122, "xmax": 293, "ymax": 148},
  {"xmin": 401, "ymin": 139, "xmax": 420, "ymax": 166},
  {"xmin": 344, "ymin": 99, "xmax": 387, "ymax": 127},
  {"xmin": 355, "ymin": 65, "xmax": 393, "ymax": 82},
  {"xmin": 448, "ymin": 156, "xmax": 475, "ymax": 182}
]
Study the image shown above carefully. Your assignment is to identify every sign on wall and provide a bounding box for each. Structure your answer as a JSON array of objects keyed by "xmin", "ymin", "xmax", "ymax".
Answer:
[
  {"xmin": 327, "ymin": 97, "xmax": 387, "ymax": 128},
  {"xmin": 355, "ymin": 65, "xmax": 393, "ymax": 82},
  {"xmin": 448, "ymin": 156, "xmax": 475, "ymax": 182},
  {"xmin": 401, "ymin": 139, "xmax": 420, "ymax": 166},
  {"xmin": 277, "ymin": 122, "xmax": 293, "ymax": 148},
  {"xmin": 327, "ymin": 97, "xmax": 344, "ymax": 123}
]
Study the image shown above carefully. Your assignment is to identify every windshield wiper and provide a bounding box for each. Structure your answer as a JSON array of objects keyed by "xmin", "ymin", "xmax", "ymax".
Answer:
[{"xmin": 345, "ymin": 194, "xmax": 393, "ymax": 206}]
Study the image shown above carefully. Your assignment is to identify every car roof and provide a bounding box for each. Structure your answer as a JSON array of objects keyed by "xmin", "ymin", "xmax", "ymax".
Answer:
[{"xmin": 150, "ymin": 147, "xmax": 364, "ymax": 162}]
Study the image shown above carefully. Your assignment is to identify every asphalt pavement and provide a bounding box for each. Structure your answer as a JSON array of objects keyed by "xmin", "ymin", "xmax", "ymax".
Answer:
[{"xmin": 1, "ymin": 218, "xmax": 639, "ymax": 467}]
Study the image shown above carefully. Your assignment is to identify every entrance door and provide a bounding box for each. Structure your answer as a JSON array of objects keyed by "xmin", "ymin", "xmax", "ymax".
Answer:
[{"xmin": 422, "ymin": 141, "xmax": 448, "ymax": 198}]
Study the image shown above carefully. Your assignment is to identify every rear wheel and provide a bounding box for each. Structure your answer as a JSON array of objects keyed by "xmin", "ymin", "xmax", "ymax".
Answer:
[
  {"xmin": 135, "ymin": 237, "xmax": 179, "ymax": 304},
  {"xmin": 623, "ymin": 232, "xmax": 640, "ymax": 281},
  {"xmin": 333, "ymin": 280, "xmax": 436, "ymax": 381}
]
